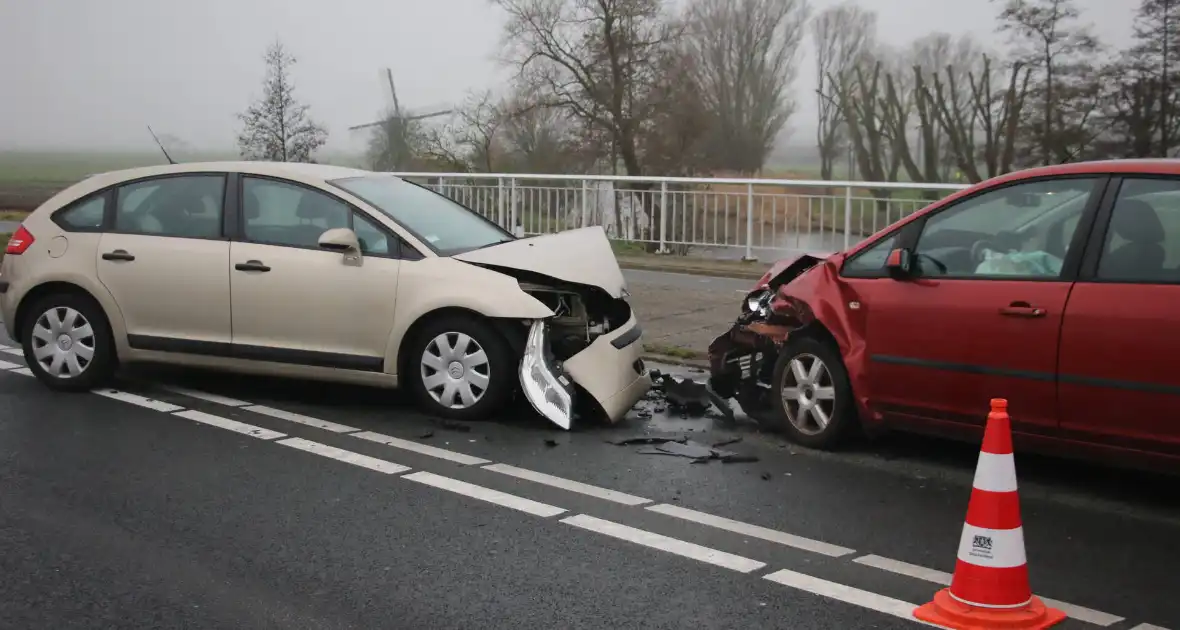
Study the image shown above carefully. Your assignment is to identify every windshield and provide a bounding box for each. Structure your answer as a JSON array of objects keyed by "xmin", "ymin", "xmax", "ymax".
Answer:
[{"xmin": 329, "ymin": 175, "xmax": 514, "ymax": 255}]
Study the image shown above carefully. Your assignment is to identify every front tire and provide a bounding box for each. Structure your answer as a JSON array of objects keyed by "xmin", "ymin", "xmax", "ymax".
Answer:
[
  {"xmin": 405, "ymin": 315, "xmax": 515, "ymax": 422},
  {"xmin": 21, "ymin": 292, "xmax": 117, "ymax": 392},
  {"xmin": 770, "ymin": 335, "xmax": 856, "ymax": 449}
]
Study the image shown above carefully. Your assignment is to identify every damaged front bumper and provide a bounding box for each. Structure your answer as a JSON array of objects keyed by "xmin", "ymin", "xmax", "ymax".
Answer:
[{"xmin": 520, "ymin": 314, "xmax": 653, "ymax": 430}]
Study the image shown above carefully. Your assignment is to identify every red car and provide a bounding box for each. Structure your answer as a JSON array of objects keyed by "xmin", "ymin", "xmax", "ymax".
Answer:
[{"xmin": 708, "ymin": 160, "xmax": 1180, "ymax": 471}]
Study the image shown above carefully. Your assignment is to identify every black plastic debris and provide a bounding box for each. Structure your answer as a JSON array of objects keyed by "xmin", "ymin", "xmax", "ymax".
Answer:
[
  {"xmin": 619, "ymin": 435, "xmax": 759, "ymax": 464},
  {"xmin": 712, "ymin": 436, "xmax": 743, "ymax": 448},
  {"xmin": 608, "ymin": 435, "xmax": 687, "ymax": 446},
  {"xmin": 418, "ymin": 430, "xmax": 435, "ymax": 439},
  {"xmin": 659, "ymin": 374, "xmax": 713, "ymax": 412},
  {"xmin": 655, "ymin": 440, "xmax": 714, "ymax": 459}
]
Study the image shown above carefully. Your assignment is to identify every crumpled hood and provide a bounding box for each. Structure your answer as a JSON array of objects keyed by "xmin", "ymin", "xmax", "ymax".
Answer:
[{"xmin": 453, "ymin": 226, "xmax": 628, "ymax": 298}]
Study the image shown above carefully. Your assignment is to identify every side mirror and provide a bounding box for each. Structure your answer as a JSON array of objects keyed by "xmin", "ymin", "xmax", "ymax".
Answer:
[
  {"xmin": 885, "ymin": 248, "xmax": 913, "ymax": 279},
  {"xmin": 318, "ymin": 228, "xmax": 360, "ymax": 253}
]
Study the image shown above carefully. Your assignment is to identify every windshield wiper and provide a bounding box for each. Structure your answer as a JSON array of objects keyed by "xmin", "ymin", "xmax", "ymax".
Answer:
[{"xmin": 471, "ymin": 238, "xmax": 516, "ymax": 251}]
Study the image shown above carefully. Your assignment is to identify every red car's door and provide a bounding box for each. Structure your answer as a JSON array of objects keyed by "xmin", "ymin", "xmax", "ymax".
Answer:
[
  {"xmin": 843, "ymin": 175, "xmax": 1109, "ymax": 434},
  {"xmin": 1058, "ymin": 176, "xmax": 1180, "ymax": 457}
]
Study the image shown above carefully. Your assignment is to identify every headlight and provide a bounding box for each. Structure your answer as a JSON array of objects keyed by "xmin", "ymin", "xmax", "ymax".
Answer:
[{"xmin": 743, "ymin": 289, "xmax": 772, "ymax": 316}]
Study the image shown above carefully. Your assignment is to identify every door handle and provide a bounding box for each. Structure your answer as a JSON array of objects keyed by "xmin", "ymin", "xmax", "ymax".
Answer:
[
  {"xmin": 234, "ymin": 260, "xmax": 271, "ymax": 272},
  {"xmin": 999, "ymin": 302, "xmax": 1045, "ymax": 318},
  {"xmin": 101, "ymin": 249, "xmax": 135, "ymax": 261}
]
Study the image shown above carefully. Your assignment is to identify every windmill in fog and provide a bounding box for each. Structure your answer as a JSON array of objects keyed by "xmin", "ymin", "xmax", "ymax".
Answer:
[{"xmin": 349, "ymin": 68, "xmax": 452, "ymax": 170}]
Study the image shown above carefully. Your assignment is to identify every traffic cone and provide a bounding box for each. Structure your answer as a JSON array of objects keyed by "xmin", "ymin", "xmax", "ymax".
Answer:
[{"xmin": 913, "ymin": 398, "xmax": 1066, "ymax": 629}]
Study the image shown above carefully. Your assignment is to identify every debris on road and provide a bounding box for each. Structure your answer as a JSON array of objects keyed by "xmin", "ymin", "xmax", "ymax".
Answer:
[
  {"xmin": 419, "ymin": 430, "xmax": 435, "ymax": 439},
  {"xmin": 434, "ymin": 419, "xmax": 472, "ymax": 433},
  {"xmin": 712, "ymin": 436, "xmax": 742, "ymax": 448},
  {"xmin": 614, "ymin": 434, "xmax": 759, "ymax": 464}
]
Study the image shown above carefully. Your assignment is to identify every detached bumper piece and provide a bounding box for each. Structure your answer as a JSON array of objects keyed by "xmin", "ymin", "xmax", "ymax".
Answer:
[{"xmin": 519, "ymin": 319, "xmax": 577, "ymax": 429}]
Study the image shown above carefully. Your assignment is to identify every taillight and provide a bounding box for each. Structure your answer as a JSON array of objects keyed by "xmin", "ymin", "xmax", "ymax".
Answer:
[{"xmin": 6, "ymin": 226, "xmax": 35, "ymax": 255}]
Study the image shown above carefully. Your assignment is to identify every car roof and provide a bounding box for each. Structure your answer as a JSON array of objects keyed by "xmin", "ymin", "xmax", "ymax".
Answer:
[
  {"xmin": 81, "ymin": 161, "xmax": 374, "ymax": 186},
  {"xmin": 994, "ymin": 159, "xmax": 1180, "ymax": 183}
]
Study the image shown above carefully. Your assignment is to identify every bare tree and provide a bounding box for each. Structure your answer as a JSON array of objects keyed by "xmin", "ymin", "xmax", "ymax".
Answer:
[
  {"xmin": 684, "ymin": 0, "xmax": 810, "ymax": 174},
  {"xmin": 423, "ymin": 91, "xmax": 507, "ymax": 172},
  {"xmin": 1103, "ymin": 0, "xmax": 1180, "ymax": 157},
  {"xmin": 812, "ymin": 3, "xmax": 876, "ymax": 179},
  {"xmin": 237, "ymin": 41, "xmax": 328, "ymax": 163},
  {"xmin": 995, "ymin": 0, "xmax": 1103, "ymax": 165}
]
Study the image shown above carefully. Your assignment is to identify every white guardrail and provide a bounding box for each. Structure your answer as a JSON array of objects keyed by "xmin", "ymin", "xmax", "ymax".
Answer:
[{"xmin": 391, "ymin": 172, "xmax": 969, "ymax": 261}]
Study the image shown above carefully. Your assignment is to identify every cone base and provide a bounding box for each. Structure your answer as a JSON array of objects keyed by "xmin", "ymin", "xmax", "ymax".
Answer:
[{"xmin": 913, "ymin": 589, "xmax": 1066, "ymax": 629}]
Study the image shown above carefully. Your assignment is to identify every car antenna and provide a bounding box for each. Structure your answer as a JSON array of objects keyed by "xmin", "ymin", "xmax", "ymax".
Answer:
[{"xmin": 146, "ymin": 125, "xmax": 176, "ymax": 165}]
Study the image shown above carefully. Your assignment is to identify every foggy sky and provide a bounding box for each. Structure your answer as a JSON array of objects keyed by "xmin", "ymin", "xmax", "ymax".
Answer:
[{"xmin": 0, "ymin": 0, "xmax": 1135, "ymax": 154}]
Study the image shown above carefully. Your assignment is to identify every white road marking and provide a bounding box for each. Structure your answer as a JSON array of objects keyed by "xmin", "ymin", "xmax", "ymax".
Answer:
[
  {"xmin": 10, "ymin": 367, "xmax": 33, "ymax": 376},
  {"xmin": 352, "ymin": 431, "xmax": 491, "ymax": 466},
  {"xmin": 277, "ymin": 437, "xmax": 410, "ymax": 475},
  {"xmin": 243, "ymin": 404, "xmax": 359, "ymax": 433},
  {"xmin": 93, "ymin": 388, "xmax": 185, "ymax": 413},
  {"xmin": 561, "ymin": 514, "xmax": 766, "ymax": 573},
  {"xmin": 0, "ymin": 358, "xmax": 24, "ymax": 370},
  {"xmin": 1130, "ymin": 624, "xmax": 1172, "ymax": 629},
  {"xmin": 160, "ymin": 385, "xmax": 250, "ymax": 407},
  {"xmin": 647, "ymin": 503, "xmax": 856, "ymax": 558},
  {"xmin": 763, "ymin": 568, "xmax": 933, "ymax": 625},
  {"xmin": 853, "ymin": 554, "xmax": 1124, "ymax": 627},
  {"xmin": 482, "ymin": 463, "xmax": 652, "ymax": 506},
  {"xmin": 173, "ymin": 409, "xmax": 286, "ymax": 440},
  {"xmin": 0, "ymin": 346, "xmax": 23, "ymax": 357},
  {"xmin": 404, "ymin": 471, "xmax": 565, "ymax": 517}
]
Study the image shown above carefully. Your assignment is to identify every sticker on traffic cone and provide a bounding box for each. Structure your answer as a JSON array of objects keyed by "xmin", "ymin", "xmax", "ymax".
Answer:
[{"xmin": 914, "ymin": 398, "xmax": 1066, "ymax": 629}]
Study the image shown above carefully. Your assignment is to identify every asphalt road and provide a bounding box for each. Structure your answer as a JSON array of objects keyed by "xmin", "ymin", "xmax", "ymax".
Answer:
[{"xmin": 0, "ymin": 341, "xmax": 1175, "ymax": 629}]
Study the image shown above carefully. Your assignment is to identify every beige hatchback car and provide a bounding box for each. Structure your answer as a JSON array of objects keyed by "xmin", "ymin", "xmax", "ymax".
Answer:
[{"xmin": 0, "ymin": 162, "xmax": 652, "ymax": 428}]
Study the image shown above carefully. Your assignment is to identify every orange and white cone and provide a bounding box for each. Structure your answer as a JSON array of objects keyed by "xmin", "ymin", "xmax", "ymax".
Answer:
[{"xmin": 914, "ymin": 398, "xmax": 1066, "ymax": 629}]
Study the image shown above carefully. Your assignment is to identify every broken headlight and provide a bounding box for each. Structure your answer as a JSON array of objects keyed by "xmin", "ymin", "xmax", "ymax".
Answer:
[
  {"xmin": 743, "ymin": 289, "xmax": 773, "ymax": 317},
  {"xmin": 519, "ymin": 319, "xmax": 577, "ymax": 430}
]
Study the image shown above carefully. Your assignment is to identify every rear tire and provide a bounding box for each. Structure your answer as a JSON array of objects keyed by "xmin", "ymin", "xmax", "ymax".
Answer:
[
  {"xmin": 21, "ymin": 292, "xmax": 117, "ymax": 392},
  {"xmin": 405, "ymin": 315, "xmax": 515, "ymax": 422},
  {"xmin": 770, "ymin": 335, "xmax": 857, "ymax": 450}
]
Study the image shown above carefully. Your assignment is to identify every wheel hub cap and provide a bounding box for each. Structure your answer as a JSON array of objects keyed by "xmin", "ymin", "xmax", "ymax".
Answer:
[
  {"xmin": 31, "ymin": 306, "xmax": 96, "ymax": 380},
  {"xmin": 57, "ymin": 334, "xmax": 73, "ymax": 351},
  {"xmin": 448, "ymin": 361, "xmax": 465, "ymax": 379},
  {"xmin": 420, "ymin": 332, "xmax": 492, "ymax": 410}
]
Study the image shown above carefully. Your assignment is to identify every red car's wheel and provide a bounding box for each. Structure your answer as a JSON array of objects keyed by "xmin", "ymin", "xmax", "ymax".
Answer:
[{"xmin": 771, "ymin": 335, "xmax": 858, "ymax": 450}]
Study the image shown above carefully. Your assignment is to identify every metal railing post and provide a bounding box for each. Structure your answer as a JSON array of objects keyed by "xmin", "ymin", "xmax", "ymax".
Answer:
[
  {"xmin": 843, "ymin": 185, "xmax": 853, "ymax": 250},
  {"xmin": 582, "ymin": 179, "xmax": 590, "ymax": 229},
  {"xmin": 510, "ymin": 178, "xmax": 520, "ymax": 236},
  {"xmin": 743, "ymin": 183, "xmax": 756, "ymax": 261},
  {"xmin": 659, "ymin": 181, "xmax": 668, "ymax": 254},
  {"xmin": 497, "ymin": 177, "xmax": 506, "ymax": 227}
]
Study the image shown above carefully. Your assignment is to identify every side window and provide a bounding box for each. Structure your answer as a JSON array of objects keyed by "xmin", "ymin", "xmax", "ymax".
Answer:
[
  {"xmin": 913, "ymin": 177, "xmax": 1098, "ymax": 279},
  {"xmin": 841, "ymin": 231, "xmax": 901, "ymax": 277},
  {"xmin": 398, "ymin": 237, "xmax": 424, "ymax": 261},
  {"xmin": 242, "ymin": 177, "xmax": 349, "ymax": 249},
  {"xmin": 353, "ymin": 212, "xmax": 391, "ymax": 256},
  {"xmin": 53, "ymin": 195, "xmax": 107, "ymax": 231},
  {"xmin": 1095, "ymin": 178, "xmax": 1180, "ymax": 282},
  {"xmin": 115, "ymin": 175, "xmax": 225, "ymax": 239}
]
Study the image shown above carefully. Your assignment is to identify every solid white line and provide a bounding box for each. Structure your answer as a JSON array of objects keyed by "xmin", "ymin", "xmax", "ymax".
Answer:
[
  {"xmin": 243, "ymin": 404, "xmax": 358, "ymax": 433},
  {"xmin": 404, "ymin": 471, "xmax": 565, "ymax": 517},
  {"xmin": 277, "ymin": 437, "xmax": 410, "ymax": 474},
  {"xmin": 160, "ymin": 385, "xmax": 251, "ymax": 407},
  {"xmin": 853, "ymin": 554, "xmax": 1124, "ymax": 627},
  {"xmin": 763, "ymin": 568, "xmax": 932, "ymax": 625},
  {"xmin": 561, "ymin": 514, "xmax": 766, "ymax": 573},
  {"xmin": 647, "ymin": 503, "xmax": 856, "ymax": 558},
  {"xmin": 173, "ymin": 409, "xmax": 286, "ymax": 440},
  {"xmin": 10, "ymin": 367, "xmax": 33, "ymax": 376},
  {"xmin": 0, "ymin": 358, "xmax": 24, "ymax": 370},
  {"xmin": 352, "ymin": 431, "xmax": 491, "ymax": 466},
  {"xmin": 93, "ymin": 388, "xmax": 185, "ymax": 413},
  {"xmin": 0, "ymin": 346, "xmax": 22, "ymax": 357},
  {"xmin": 482, "ymin": 463, "xmax": 652, "ymax": 506}
]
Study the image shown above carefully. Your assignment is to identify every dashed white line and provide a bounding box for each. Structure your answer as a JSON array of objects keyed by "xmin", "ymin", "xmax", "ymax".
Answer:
[
  {"xmin": 852, "ymin": 554, "xmax": 1124, "ymax": 627},
  {"xmin": 0, "ymin": 358, "xmax": 24, "ymax": 370},
  {"xmin": 352, "ymin": 430, "xmax": 491, "ymax": 466},
  {"xmin": 404, "ymin": 471, "xmax": 565, "ymax": 517},
  {"xmin": 160, "ymin": 385, "xmax": 251, "ymax": 407},
  {"xmin": 482, "ymin": 463, "xmax": 652, "ymax": 506},
  {"xmin": 763, "ymin": 568, "xmax": 932, "ymax": 625},
  {"xmin": 173, "ymin": 409, "xmax": 286, "ymax": 440},
  {"xmin": 277, "ymin": 437, "xmax": 410, "ymax": 475},
  {"xmin": 0, "ymin": 346, "xmax": 22, "ymax": 357},
  {"xmin": 647, "ymin": 503, "xmax": 856, "ymax": 558},
  {"xmin": 561, "ymin": 514, "xmax": 766, "ymax": 573},
  {"xmin": 10, "ymin": 367, "xmax": 33, "ymax": 376},
  {"xmin": 93, "ymin": 388, "xmax": 185, "ymax": 413},
  {"xmin": 243, "ymin": 404, "xmax": 359, "ymax": 433}
]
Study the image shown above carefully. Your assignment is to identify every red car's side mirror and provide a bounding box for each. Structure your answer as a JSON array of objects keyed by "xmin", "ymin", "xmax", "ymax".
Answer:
[{"xmin": 885, "ymin": 248, "xmax": 913, "ymax": 279}]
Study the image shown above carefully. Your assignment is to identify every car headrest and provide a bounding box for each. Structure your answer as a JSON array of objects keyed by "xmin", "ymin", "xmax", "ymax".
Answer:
[
  {"xmin": 243, "ymin": 190, "xmax": 262, "ymax": 220},
  {"xmin": 296, "ymin": 194, "xmax": 329, "ymax": 220},
  {"xmin": 1112, "ymin": 199, "xmax": 1164, "ymax": 244}
]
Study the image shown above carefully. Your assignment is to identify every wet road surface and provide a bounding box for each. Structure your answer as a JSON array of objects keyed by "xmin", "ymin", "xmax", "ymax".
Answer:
[{"xmin": 0, "ymin": 343, "xmax": 1175, "ymax": 629}]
